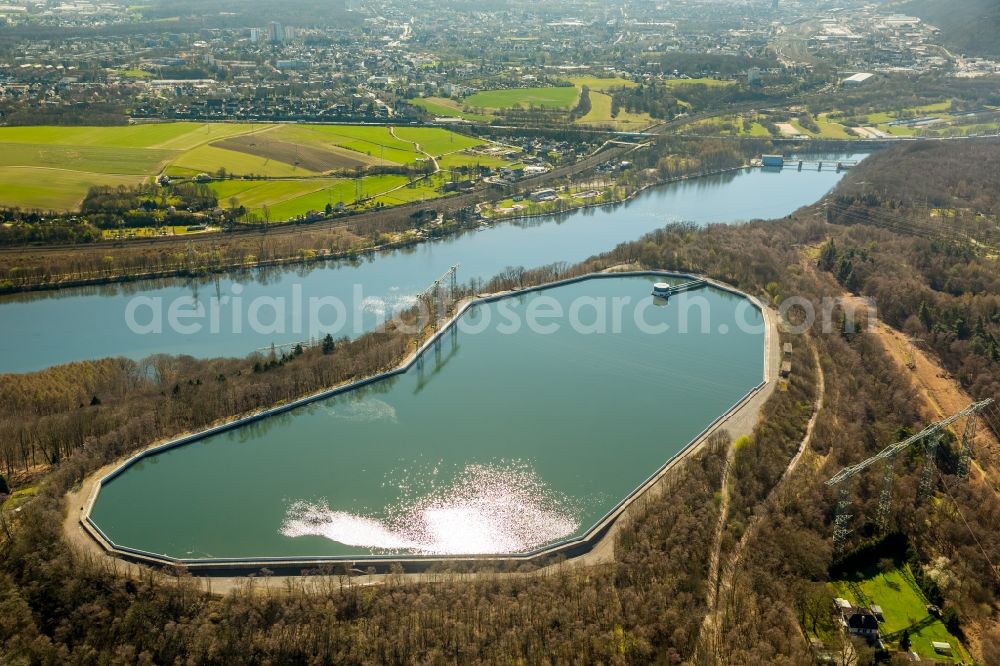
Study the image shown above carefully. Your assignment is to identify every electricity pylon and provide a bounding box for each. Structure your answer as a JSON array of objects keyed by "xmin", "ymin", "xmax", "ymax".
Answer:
[{"xmin": 826, "ymin": 399, "xmax": 993, "ymax": 553}]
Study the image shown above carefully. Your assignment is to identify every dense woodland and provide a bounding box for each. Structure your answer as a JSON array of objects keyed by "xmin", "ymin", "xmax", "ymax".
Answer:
[
  {"xmin": 2, "ymin": 141, "xmax": 1000, "ymax": 663},
  {"xmin": 824, "ymin": 143, "xmax": 1000, "ymax": 408},
  {"xmin": 80, "ymin": 183, "xmax": 222, "ymax": 230},
  {"xmin": 611, "ymin": 79, "xmax": 786, "ymax": 121},
  {"xmin": 904, "ymin": 0, "xmax": 1000, "ymax": 59}
]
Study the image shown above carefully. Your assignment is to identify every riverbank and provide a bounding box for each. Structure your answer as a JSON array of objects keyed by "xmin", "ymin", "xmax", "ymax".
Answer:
[
  {"xmin": 480, "ymin": 165, "xmax": 750, "ymax": 225},
  {"xmin": 0, "ymin": 163, "xmax": 753, "ymax": 297},
  {"xmin": 0, "ymin": 139, "xmax": 644, "ymax": 294},
  {"xmin": 64, "ymin": 269, "xmax": 780, "ymax": 588},
  {"xmin": 1, "ymin": 160, "xmax": 859, "ymax": 373}
]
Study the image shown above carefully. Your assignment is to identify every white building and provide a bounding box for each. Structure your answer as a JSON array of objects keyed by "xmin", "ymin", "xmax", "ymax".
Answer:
[{"xmin": 843, "ymin": 72, "xmax": 874, "ymax": 87}]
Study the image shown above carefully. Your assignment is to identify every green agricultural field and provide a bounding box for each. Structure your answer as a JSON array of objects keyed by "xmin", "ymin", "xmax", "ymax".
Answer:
[
  {"xmin": 858, "ymin": 102, "xmax": 956, "ymax": 135},
  {"xmin": 210, "ymin": 179, "xmax": 335, "ymax": 211},
  {"xmin": 0, "ymin": 142, "xmax": 175, "ymax": 175},
  {"xmin": 391, "ymin": 127, "xmax": 484, "ymax": 156},
  {"xmin": 421, "ymin": 79, "xmax": 633, "ymax": 121},
  {"xmin": 119, "ymin": 68, "xmax": 154, "ymax": 79},
  {"xmin": 745, "ymin": 121, "xmax": 772, "ymax": 137},
  {"xmin": 463, "ymin": 86, "xmax": 580, "ymax": 110},
  {"xmin": 169, "ymin": 143, "xmax": 320, "ymax": 178},
  {"xmin": 832, "ymin": 565, "xmax": 970, "ymax": 663},
  {"xmin": 411, "ymin": 97, "xmax": 493, "ymax": 122},
  {"xmin": 0, "ymin": 123, "xmax": 216, "ymax": 149},
  {"xmin": 0, "ymin": 167, "xmax": 143, "ymax": 211},
  {"xmin": 437, "ymin": 152, "xmax": 514, "ymax": 170},
  {"xmin": 910, "ymin": 100, "xmax": 954, "ymax": 114},
  {"xmin": 368, "ymin": 178, "xmax": 444, "ymax": 208},
  {"xmin": 151, "ymin": 123, "xmax": 266, "ymax": 151},
  {"xmin": 936, "ymin": 120, "xmax": 1000, "ymax": 135},
  {"xmin": 790, "ymin": 115, "xmax": 853, "ymax": 140},
  {"xmin": 0, "ymin": 123, "xmax": 268, "ymax": 209},
  {"xmin": 210, "ymin": 173, "xmax": 444, "ymax": 221},
  {"xmin": 884, "ymin": 125, "xmax": 920, "ymax": 137},
  {"xmin": 264, "ymin": 174, "xmax": 438, "ymax": 220},
  {"xmin": 0, "ymin": 122, "xmax": 480, "ymax": 213},
  {"xmin": 683, "ymin": 114, "xmax": 769, "ymax": 137},
  {"xmin": 814, "ymin": 115, "xmax": 853, "ymax": 139}
]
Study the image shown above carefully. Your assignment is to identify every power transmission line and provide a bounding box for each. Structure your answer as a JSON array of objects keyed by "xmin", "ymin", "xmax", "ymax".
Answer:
[{"xmin": 825, "ymin": 399, "xmax": 993, "ymax": 553}]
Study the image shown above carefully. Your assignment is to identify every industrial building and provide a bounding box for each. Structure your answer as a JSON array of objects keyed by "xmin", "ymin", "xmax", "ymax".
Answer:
[
  {"xmin": 529, "ymin": 188, "xmax": 558, "ymax": 202},
  {"xmin": 843, "ymin": 72, "xmax": 874, "ymax": 87}
]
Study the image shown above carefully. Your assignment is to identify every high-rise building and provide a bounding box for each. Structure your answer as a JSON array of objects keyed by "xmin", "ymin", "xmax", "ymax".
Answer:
[
  {"xmin": 268, "ymin": 21, "xmax": 284, "ymax": 43},
  {"xmin": 249, "ymin": 27, "xmax": 262, "ymax": 43}
]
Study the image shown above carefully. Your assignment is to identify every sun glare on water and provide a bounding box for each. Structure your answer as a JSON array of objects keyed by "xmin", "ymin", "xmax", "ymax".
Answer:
[{"xmin": 280, "ymin": 463, "xmax": 579, "ymax": 555}]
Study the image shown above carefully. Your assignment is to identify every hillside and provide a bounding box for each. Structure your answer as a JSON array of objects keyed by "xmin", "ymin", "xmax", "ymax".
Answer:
[
  {"xmin": 3, "ymin": 141, "xmax": 1000, "ymax": 664},
  {"xmin": 904, "ymin": 0, "xmax": 1000, "ymax": 58}
]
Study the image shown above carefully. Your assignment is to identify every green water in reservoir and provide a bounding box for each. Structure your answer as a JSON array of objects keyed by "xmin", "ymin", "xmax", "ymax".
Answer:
[{"xmin": 90, "ymin": 276, "xmax": 764, "ymax": 559}]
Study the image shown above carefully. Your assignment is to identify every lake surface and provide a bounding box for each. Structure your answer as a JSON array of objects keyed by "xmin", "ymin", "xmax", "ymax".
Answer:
[
  {"xmin": 89, "ymin": 276, "xmax": 765, "ymax": 559},
  {"xmin": 0, "ymin": 156, "xmax": 861, "ymax": 373}
]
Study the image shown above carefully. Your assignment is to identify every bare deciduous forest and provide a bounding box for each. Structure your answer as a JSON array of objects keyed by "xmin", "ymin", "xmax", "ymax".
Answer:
[{"xmin": 1, "ymin": 141, "xmax": 1000, "ymax": 664}]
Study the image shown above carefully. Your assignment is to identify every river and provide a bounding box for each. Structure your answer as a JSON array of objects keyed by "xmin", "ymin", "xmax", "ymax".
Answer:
[{"xmin": 0, "ymin": 156, "xmax": 862, "ymax": 373}]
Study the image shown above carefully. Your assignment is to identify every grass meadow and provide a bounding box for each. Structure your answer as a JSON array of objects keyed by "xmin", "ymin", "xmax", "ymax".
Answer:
[
  {"xmin": 463, "ymin": 86, "xmax": 580, "ymax": 110},
  {"xmin": 0, "ymin": 122, "xmax": 485, "ymax": 213}
]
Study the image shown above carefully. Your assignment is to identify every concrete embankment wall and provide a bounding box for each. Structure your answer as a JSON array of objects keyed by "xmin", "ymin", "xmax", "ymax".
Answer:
[{"xmin": 81, "ymin": 270, "xmax": 773, "ymax": 576}]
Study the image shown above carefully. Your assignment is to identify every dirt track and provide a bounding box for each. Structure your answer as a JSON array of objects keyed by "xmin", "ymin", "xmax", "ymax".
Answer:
[{"xmin": 840, "ymin": 293, "xmax": 1000, "ymax": 486}]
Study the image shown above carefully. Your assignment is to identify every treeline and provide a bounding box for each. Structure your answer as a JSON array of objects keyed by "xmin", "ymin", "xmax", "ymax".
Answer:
[
  {"xmin": 610, "ymin": 82, "xmax": 686, "ymax": 121},
  {"xmin": 211, "ymin": 161, "xmax": 436, "ymax": 183},
  {"xmin": 651, "ymin": 52, "xmax": 778, "ymax": 78},
  {"xmin": 835, "ymin": 140, "xmax": 1000, "ymax": 216},
  {"xmin": 609, "ymin": 76, "xmax": 812, "ymax": 121},
  {"xmin": 0, "ymin": 165, "xmax": 442, "ymax": 248},
  {"xmin": 0, "ymin": 322, "xmax": 416, "ymax": 478},
  {"xmin": 708, "ymin": 272, "xmax": 1000, "ymax": 662},
  {"xmin": 493, "ymin": 105, "xmax": 570, "ymax": 126},
  {"xmin": 0, "ymin": 102, "xmax": 128, "ymax": 126},
  {"xmin": 568, "ymin": 85, "xmax": 592, "ymax": 120},
  {"xmin": 904, "ymin": 0, "xmax": 1000, "ymax": 58},
  {"xmin": 0, "ymin": 436, "xmax": 727, "ymax": 664},
  {"xmin": 809, "ymin": 73, "xmax": 1000, "ymax": 123},
  {"xmin": 0, "ymin": 216, "xmax": 101, "ymax": 245},
  {"xmin": 83, "ymin": 182, "xmax": 218, "ymax": 213}
]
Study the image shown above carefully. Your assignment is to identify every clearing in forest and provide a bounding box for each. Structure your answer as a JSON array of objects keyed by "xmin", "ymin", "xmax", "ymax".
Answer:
[{"xmin": 831, "ymin": 564, "xmax": 971, "ymax": 663}]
